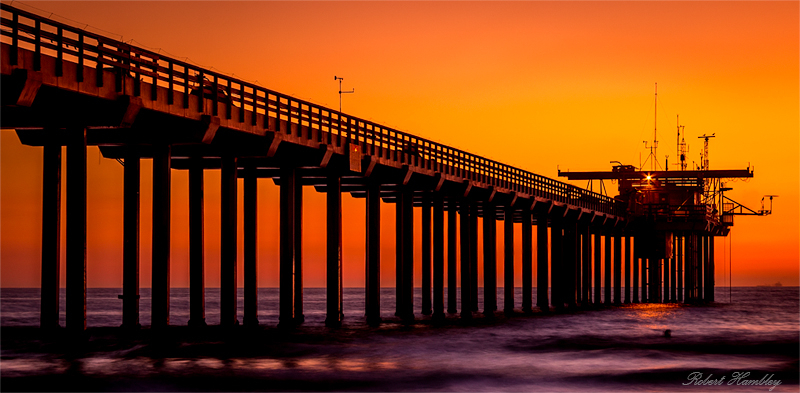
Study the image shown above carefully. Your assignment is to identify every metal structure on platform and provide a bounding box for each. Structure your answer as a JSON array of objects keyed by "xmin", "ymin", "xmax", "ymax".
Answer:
[{"xmin": 0, "ymin": 5, "xmax": 769, "ymax": 332}]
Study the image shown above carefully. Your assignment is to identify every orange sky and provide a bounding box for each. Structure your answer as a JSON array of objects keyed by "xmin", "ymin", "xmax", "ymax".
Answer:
[{"xmin": 1, "ymin": 1, "xmax": 798, "ymax": 288}]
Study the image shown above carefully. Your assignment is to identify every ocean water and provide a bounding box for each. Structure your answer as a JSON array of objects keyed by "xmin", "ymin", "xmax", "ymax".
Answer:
[{"xmin": 1, "ymin": 287, "xmax": 798, "ymax": 392}]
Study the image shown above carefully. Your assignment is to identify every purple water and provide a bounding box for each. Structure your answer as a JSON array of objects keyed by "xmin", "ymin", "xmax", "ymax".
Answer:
[{"xmin": 1, "ymin": 287, "xmax": 798, "ymax": 391}]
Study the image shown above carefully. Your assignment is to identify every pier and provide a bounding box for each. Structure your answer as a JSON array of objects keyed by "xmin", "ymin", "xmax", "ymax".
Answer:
[{"xmin": 0, "ymin": 4, "xmax": 758, "ymax": 332}]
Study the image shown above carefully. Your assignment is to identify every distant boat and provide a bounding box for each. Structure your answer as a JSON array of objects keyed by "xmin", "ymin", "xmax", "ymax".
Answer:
[{"xmin": 756, "ymin": 282, "xmax": 783, "ymax": 287}]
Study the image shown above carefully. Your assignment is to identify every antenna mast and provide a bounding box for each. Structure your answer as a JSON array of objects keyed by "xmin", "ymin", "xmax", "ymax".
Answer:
[
  {"xmin": 653, "ymin": 83, "xmax": 658, "ymax": 170},
  {"xmin": 677, "ymin": 115, "xmax": 687, "ymax": 170}
]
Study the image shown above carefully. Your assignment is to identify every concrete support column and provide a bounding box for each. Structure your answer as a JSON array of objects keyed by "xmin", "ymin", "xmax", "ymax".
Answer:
[
  {"xmin": 421, "ymin": 192, "xmax": 432, "ymax": 315},
  {"xmin": 279, "ymin": 166, "xmax": 297, "ymax": 327},
  {"xmin": 503, "ymin": 205, "xmax": 514, "ymax": 315},
  {"xmin": 664, "ymin": 244, "xmax": 671, "ymax": 302},
  {"xmin": 705, "ymin": 235, "xmax": 714, "ymax": 302},
  {"xmin": 121, "ymin": 149, "xmax": 141, "ymax": 328},
  {"xmin": 582, "ymin": 225, "xmax": 591, "ymax": 305},
  {"xmin": 395, "ymin": 190, "xmax": 404, "ymax": 318},
  {"xmin": 401, "ymin": 187, "xmax": 414, "ymax": 321},
  {"xmin": 483, "ymin": 203, "xmax": 497, "ymax": 315},
  {"xmin": 642, "ymin": 258, "xmax": 649, "ymax": 303},
  {"xmin": 613, "ymin": 234, "xmax": 622, "ymax": 304},
  {"xmin": 294, "ymin": 174, "xmax": 304, "ymax": 323},
  {"xmin": 604, "ymin": 234, "xmax": 611, "ymax": 305},
  {"xmin": 593, "ymin": 230, "xmax": 602, "ymax": 305},
  {"xmin": 521, "ymin": 209, "xmax": 533, "ymax": 313},
  {"xmin": 243, "ymin": 165, "xmax": 258, "ymax": 327},
  {"xmin": 574, "ymin": 225, "xmax": 582, "ymax": 306},
  {"xmin": 460, "ymin": 199, "xmax": 472, "ymax": 319},
  {"xmin": 536, "ymin": 215, "xmax": 549, "ymax": 311},
  {"xmin": 66, "ymin": 128, "xmax": 87, "ymax": 332},
  {"xmin": 469, "ymin": 202, "xmax": 479, "ymax": 312},
  {"xmin": 563, "ymin": 222, "xmax": 577, "ymax": 308},
  {"xmin": 220, "ymin": 155, "xmax": 238, "ymax": 327},
  {"xmin": 633, "ymin": 249, "xmax": 640, "ymax": 303},
  {"xmin": 625, "ymin": 235, "xmax": 632, "ymax": 304},
  {"xmin": 447, "ymin": 201, "xmax": 458, "ymax": 314},
  {"xmin": 677, "ymin": 234, "xmax": 683, "ymax": 302},
  {"xmin": 151, "ymin": 143, "xmax": 171, "ymax": 329},
  {"xmin": 41, "ymin": 145, "xmax": 62, "ymax": 329},
  {"xmin": 432, "ymin": 193, "xmax": 445, "ymax": 320},
  {"xmin": 365, "ymin": 181, "xmax": 381, "ymax": 325},
  {"xmin": 187, "ymin": 159, "xmax": 205, "ymax": 327},
  {"xmin": 325, "ymin": 175, "xmax": 343, "ymax": 327},
  {"xmin": 670, "ymin": 234, "xmax": 677, "ymax": 302},
  {"xmin": 697, "ymin": 234, "xmax": 704, "ymax": 301},
  {"xmin": 550, "ymin": 219, "xmax": 563, "ymax": 309}
]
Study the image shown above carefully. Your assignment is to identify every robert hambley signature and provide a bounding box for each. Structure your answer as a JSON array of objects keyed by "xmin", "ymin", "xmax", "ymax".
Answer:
[{"xmin": 684, "ymin": 372, "xmax": 782, "ymax": 391}]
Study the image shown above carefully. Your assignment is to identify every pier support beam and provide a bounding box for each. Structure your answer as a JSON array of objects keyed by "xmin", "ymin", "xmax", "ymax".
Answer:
[
  {"xmin": 664, "ymin": 244, "xmax": 671, "ymax": 302},
  {"xmin": 365, "ymin": 181, "xmax": 381, "ymax": 325},
  {"xmin": 536, "ymin": 215, "xmax": 549, "ymax": 311},
  {"xmin": 294, "ymin": 175, "xmax": 304, "ymax": 323},
  {"xmin": 279, "ymin": 166, "xmax": 298, "ymax": 327},
  {"xmin": 704, "ymin": 235, "xmax": 714, "ymax": 302},
  {"xmin": 633, "ymin": 243, "xmax": 640, "ymax": 303},
  {"xmin": 447, "ymin": 200, "xmax": 458, "ymax": 314},
  {"xmin": 677, "ymin": 234, "xmax": 683, "ymax": 302},
  {"xmin": 243, "ymin": 165, "xmax": 258, "ymax": 326},
  {"xmin": 220, "ymin": 155, "xmax": 238, "ymax": 327},
  {"xmin": 521, "ymin": 208, "xmax": 533, "ymax": 313},
  {"xmin": 483, "ymin": 203, "xmax": 497, "ymax": 315},
  {"xmin": 613, "ymin": 234, "xmax": 622, "ymax": 304},
  {"xmin": 604, "ymin": 234, "xmax": 611, "ymax": 305},
  {"xmin": 550, "ymin": 219, "xmax": 563, "ymax": 309},
  {"xmin": 625, "ymin": 235, "xmax": 632, "ymax": 304},
  {"xmin": 41, "ymin": 144, "xmax": 61, "ymax": 330},
  {"xmin": 400, "ymin": 187, "xmax": 414, "ymax": 321},
  {"xmin": 151, "ymin": 143, "xmax": 171, "ymax": 329},
  {"xmin": 432, "ymin": 193, "xmax": 445, "ymax": 320},
  {"xmin": 460, "ymin": 200, "xmax": 472, "ymax": 318},
  {"xmin": 66, "ymin": 128, "xmax": 87, "ymax": 332},
  {"xmin": 582, "ymin": 225, "xmax": 591, "ymax": 305},
  {"xmin": 593, "ymin": 230, "xmax": 601, "ymax": 305},
  {"xmin": 188, "ymin": 159, "xmax": 206, "ymax": 327},
  {"xmin": 421, "ymin": 192, "xmax": 432, "ymax": 315},
  {"xmin": 325, "ymin": 175, "xmax": 343, "ymax": 327},
  {"xmin": 503, "ymin": 205, "xmax": 514, "ymax": 315},
  {"xmin": 470, "ymin": 202, "xmax": 479, "ymax": 312},
  {"xmin": 563, "ymin": 222, "xmax": 577, "ymax": 308},
  {"xmin": 697, "ymin": 234, "xmax": 704, "ymax": 302}
]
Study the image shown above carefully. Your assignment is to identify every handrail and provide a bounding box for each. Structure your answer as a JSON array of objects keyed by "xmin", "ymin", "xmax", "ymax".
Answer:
[{"xmin": 0, "ymin": 4, "xmax": 622, "ymax": 216}]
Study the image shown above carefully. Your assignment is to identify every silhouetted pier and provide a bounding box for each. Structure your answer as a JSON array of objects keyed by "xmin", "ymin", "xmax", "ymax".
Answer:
[{"xmin": 1, "ymin": 5, "xmax": 731, "ymax": 332}]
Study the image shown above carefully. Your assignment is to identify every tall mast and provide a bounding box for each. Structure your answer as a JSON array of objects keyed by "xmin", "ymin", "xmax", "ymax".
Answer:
[{"xmin": 653, "ymin": 83, "xmax": 657, "ymax": 171}]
